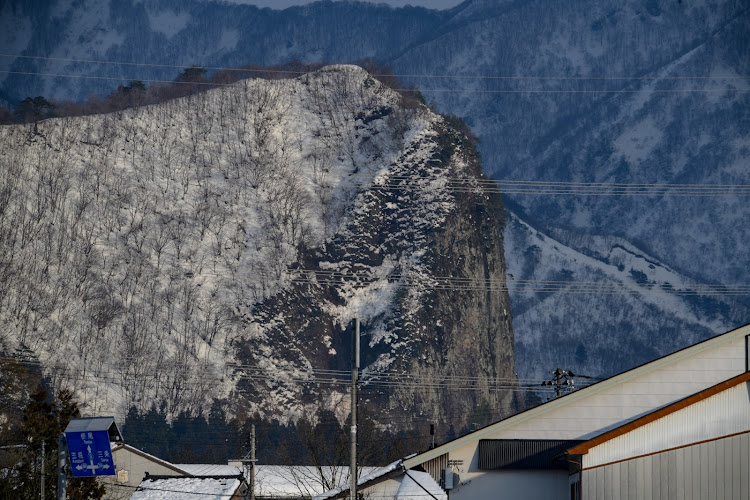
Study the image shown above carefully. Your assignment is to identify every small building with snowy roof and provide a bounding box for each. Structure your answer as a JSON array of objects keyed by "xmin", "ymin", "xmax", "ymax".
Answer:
[
  {"xmin": 100, "ymin": 443, "xmax": 193, "ymax": 499},
  {"xmin": 226, "ymin": 462, "xmax": 384, "ymax": 499},
  {"xmin": 314, "ymin": 459, "xmax": 446, "ymax": 500}
]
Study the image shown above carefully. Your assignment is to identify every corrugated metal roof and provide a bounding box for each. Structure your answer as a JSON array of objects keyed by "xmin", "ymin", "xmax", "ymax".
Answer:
[{"xmin": 478, "ymin": 439, "xmax": 584, "ymax": 470}]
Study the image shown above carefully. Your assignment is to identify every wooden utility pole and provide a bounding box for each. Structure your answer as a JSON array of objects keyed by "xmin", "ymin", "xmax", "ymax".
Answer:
[
  {"xmin": 350, "ymin": 318, "xmax": 360, "ymax": 500},
  {"xmin": 41, "ymin": 440, "xmax": 45, "ymax": 500},
  {"xmin": 250, "ymin": 425, "xmax": 256, "ymax": 500},
  {"xmin": 241, "ymin": 426, "xmax": 257, "ymax": 500},
  {"xmin": 554, "ymin": 368, "xmax": 563, "ymax": 398}
]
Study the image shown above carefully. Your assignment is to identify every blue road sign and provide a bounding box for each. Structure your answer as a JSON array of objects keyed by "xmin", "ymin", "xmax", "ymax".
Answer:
[{"xmin": 65, "ymin": 429, "xmax": 115, "ymax": 477}]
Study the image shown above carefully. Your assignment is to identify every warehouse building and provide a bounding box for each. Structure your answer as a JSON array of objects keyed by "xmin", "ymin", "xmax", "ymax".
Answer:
[
  {"xmin": 567, "ymin": 370, "xmax": 750, "ymax": 499},
  {"xmin": 339, "ymin": 322, "xmax": 750, "ymax": 500}
]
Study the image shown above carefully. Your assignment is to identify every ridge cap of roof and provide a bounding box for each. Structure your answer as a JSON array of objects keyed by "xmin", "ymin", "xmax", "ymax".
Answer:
[{"xmin": 112, "ymin": 443, "xmax": 190, "ymax": 475}]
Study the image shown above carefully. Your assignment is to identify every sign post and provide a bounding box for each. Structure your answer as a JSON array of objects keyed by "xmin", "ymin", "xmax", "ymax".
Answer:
[{"xmin": 63, "ymin": 417, "xmax": 123, "ymax": 479}]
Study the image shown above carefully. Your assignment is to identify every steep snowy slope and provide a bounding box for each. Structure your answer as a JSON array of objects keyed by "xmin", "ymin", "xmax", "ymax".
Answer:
[
  {"xmin": 505, "ymin": 209, "xmax": 750, "ymax": 382},
  {"xmin": 0, "ymin": 65, "xmax": 515, "ymax": 426}
]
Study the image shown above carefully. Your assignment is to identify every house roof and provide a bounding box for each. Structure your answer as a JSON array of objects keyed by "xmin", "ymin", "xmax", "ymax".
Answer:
[
  {"xmin": 131, "ymin": 475, "xmax": 243, "ymax": 500},
  {"xmin": 175, "ymin": 464, "xmax": 241, "ymax": 477},
  {"xmin": 111, "ymin": 443, "xmax": 189, "ymax": 476},
  {"xmin": 398, "ymin": 471, "xmax": 447, "ymax": 500},
  {"xmin": 566, "ymin": 370, "xmax": 750, "ymax": 456},
  {"xmin": 313, "ymin": 458, "xmax": 406, "ymax": 499},
  {"xmin": 403, "ymin": 321, "xmax": 750, "ymax": 469}
]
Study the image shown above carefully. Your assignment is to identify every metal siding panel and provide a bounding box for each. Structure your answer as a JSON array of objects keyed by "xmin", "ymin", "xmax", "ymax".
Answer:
[
  {"xmin": 683, "ymin": 445, "xmax": 692, "ymax": 500},
  {"xmin": 659, "ymin": 454, "xmax": 668, "ymax": 500},
  {"xmin": 700, "ymin": 443, "xmax": 710, "ymax": 500},
  {"xmin": 652, "ymin": 452, "xmax": 661, "ymax": 500},
  {"xmin": 716, "ymin": 439, "xmax": 726, "ymax": 500},
  {"xmin": 667, "ymin": 451, "xmax": 676, "ymax": 499},
  {"xmin": 605, "ymin": 464, "xmax": 614, "ymax": 500},
  {"xmin": 620, "ymin": 461, "xmax": 627, "ymax": 500},
  {"xmin": 582, "ymin": 470, "xmax": 590, "ymax": 500},
  {"xmin": 595, "ymin": 467, "xmax": 605, "ymax": 500},
  {"xmin": 642, "ymin": 455, "xmax": 652, "ymax": 500},
  {"xmin": 628, "ymin": 459, "xmax": 637, "ymax": 500},
  {"xmin": 741, "ymin": 433, "xmax": 749, "ymax": 500},
  {"xmin": 724, "ymin": 437, "xmax": 737, "ymax": 500},
  {"xmin": 585, "ymin": 380, "xmax": 750, "ymax": 469},
  {"xmin": 674, "ymin": 449, "xmax": 685, "ymax": 500},
  {"xmin": 692, "ymin": 444, "xmax": 702, "ymax": 500},
  {"xmin": 732, "ymin": 434, "xmax": 742, "ymax": 500},
  {"xmin": 709, "ymin": 440, "xmax": 718, "ymax": 499},
  {"xmin": 636, "ymin": 457, "xmax": 645, "ymax": 500},
  {"xmin": 611, "ymin": 463, "xmax": 621, "ymax": 500},
  {"xmin": 596, "ymin": 466, "xmax": 605, "ymax": 500}
]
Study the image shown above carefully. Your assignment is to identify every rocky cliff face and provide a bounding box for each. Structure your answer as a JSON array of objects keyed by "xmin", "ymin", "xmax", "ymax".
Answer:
[
  {"xmin": 0, "ymin": 65, "xmax": 516, "ymax": 427},
  {"xmin": 236, "ymin": 113, "xmax": 515, "ymax": 425}
]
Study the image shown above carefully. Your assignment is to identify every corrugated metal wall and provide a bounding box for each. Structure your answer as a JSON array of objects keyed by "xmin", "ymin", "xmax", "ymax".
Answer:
[
  {"xmin": 478, "ymin": 439, "xmax": 582, "ymax": 469},
  {"xmin": 423, "ymin": 453, "xmax": 448, "ymax": 484},
  {"xmin": 584, "ymin": 381, "xmax": 750, "ymax": 468},
  {"xmin": 582, "ymin": 431, "xmax": 750, "ymax": 499}
]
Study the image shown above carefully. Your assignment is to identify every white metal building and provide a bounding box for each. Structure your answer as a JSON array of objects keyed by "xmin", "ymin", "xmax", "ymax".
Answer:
[
  {"xmin": 567, "ymin": 370, "xmax": 750, "ymax": 499},
  {"xmin": 387, "ymin": 322, "xmax": 750, "ymax": 500}
]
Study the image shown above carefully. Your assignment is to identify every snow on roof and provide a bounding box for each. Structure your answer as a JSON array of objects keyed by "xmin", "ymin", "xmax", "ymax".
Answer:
[
  {"xmin": 131, "ymin": 477, "xmax": 241, "ymax": 500},
  {"xmin": 398, "ymin": 471, "xmax": 447, "ymax": 500},
  {"xmin": 313, "ymin": 459, "xmax": 403, "ymax": 499},
  {"xmin": 242, "ymin": 464, "xmax": 379, "ymax": 498},
  {"xmin": 111, "ymin": 444, "xmax": 189, "ymax": 475},
  {"xmin": 175, "ymin": 464, "xmax": 242, "ymax": 477}
]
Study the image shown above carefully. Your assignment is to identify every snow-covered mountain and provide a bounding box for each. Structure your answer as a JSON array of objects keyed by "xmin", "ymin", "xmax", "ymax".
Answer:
[
  {"xmin": 505, "ymin": 208, "xmax": 750, "ymax": 382},
  {"xmin": 2, "ymin": 0, "xmax": 748, "ymax": 386},
  {"xmin": 0, "ymin": 65, "xmax": 515, "ymax": 426}
]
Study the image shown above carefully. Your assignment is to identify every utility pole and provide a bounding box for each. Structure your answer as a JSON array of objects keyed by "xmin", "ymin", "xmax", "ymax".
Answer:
[
  {"xmin": 241, "ymin": 426, "xmax": 257, "ymax": 500},
  {"xmin": 58, "ymin": 433, "xmax": 67, "ymax": 500},
  {"xmin": 553, "ymin": 367, "xmax": 563, "ymax": 398},
  {"xmin": 41, "ymin": 440, "xmax": 45, "ymax": 500},
  {"xmin": 541, "ymin": 368, "xmax": 597, "ymax": 398},
  {"xmin": 250, "ymin": 425, "xmax": 256, "ymax": 500},
  {"xmin": 350, "ymin": 318, "xmax": 359, "ymax": 500}
]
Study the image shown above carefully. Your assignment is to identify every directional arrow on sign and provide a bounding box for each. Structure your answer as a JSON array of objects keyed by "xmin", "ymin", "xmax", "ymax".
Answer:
[{"xmin": 76, "ymin": 463, "xmax": 103, "ymax": 472}]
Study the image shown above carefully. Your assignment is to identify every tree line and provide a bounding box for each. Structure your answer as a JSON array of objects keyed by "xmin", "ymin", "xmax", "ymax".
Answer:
[{"xmin": 0, "ymin": 59, "xmax": 424, "ymax": 127}]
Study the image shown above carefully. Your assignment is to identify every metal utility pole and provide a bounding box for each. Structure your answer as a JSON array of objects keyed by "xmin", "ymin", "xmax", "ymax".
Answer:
[
  {"xmin": 350, "ymin": 318, "xmax": 360, "ymax": 500},
  {"xmin": 58, "ymin": 433, "xmax": 67, "ymax": 500}
]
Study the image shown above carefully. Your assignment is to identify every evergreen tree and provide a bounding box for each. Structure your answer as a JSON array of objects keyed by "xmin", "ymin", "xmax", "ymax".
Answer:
[{"xmin": 0, "ymin": 384, "xmax": 105, "ymax": 499}]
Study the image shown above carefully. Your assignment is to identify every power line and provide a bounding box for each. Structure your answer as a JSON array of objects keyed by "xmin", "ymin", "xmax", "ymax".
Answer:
[
  {"xmin": 0, "ymin": 69, "xmax": 747, "ymax": 94},
  {"xmin": 287, "ymin": 270, "xmax": 750, "ymax": 296},
  {"xmin": 2, "ymin": 53, "xmax": 748, "ymax": 81},
  {"xmin": 363, "ymin": 176, "xmax": 750, "ymax": 197}
]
